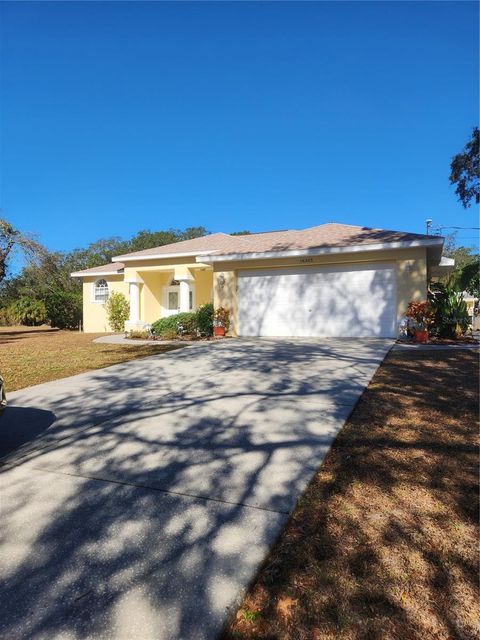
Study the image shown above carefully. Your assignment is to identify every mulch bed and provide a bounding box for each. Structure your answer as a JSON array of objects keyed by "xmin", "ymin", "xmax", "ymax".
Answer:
[
  {"xmin": 426, "ymin": 336, "xmax": 478, "ymax": 345},
  {"xmin": 222, "ymin": 350, "xmax": 479, "ymax": 640},
  {"xmin": 397, "ymin": 335, "xmax": 478, "ymax": 345}
]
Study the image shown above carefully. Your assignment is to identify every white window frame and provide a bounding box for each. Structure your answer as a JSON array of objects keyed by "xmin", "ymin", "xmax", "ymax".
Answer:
[{"xmin": 92, "ymin": 278, "xmax": 109, "ymax": 304}]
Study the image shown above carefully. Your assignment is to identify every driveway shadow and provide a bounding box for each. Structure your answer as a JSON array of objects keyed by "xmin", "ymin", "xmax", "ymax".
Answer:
[{"xmin": 0, "ymin": 407, "xmax": 56, "ymax": 459}]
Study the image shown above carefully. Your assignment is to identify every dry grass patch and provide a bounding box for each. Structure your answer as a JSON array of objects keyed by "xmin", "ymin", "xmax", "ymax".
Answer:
[
  {"xmin": 223, "ymin": 350, "xmax": 479, "ymax": 640},
  {"xmin": 0, "ymin": 326, "xmax": 185, "ymax": 392}
]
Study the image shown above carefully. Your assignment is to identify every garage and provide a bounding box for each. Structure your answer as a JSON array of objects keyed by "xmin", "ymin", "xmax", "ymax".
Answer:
[{"xmin": 237, "ymin": 262, "xmax": 397, "ymax": 338}]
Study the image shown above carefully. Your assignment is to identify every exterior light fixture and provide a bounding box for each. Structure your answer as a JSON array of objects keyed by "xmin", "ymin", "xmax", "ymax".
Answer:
[{"xmin": 217, "ymin": 273, "xmax": 226, "ymax": 288}]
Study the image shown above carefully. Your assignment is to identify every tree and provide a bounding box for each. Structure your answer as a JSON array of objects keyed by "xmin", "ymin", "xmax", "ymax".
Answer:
[
  {"xmin": 441, "ymin": 235, "xmax": 479, "ymax": 296},
  {"xmin": 0, "ymin": 218, "xmax": 44, "ymax": 282},
  {"xmin": 0, "ymin": 225, "xmax": 209, "ymax": 327},
  {"xmin": 125, "ymin": 230, "xmax": 179, "ymax": 254},
  {"xmin": 10, "ymin": 298, "xmax": 48, "ymax": 326},
  {"xmin": 458, "ymin": 259, "xmax": 480, "ymax": 298},
  {"xmin": 64, "ymin": 237, "xmax": 126, "ymax": 273},
  {"xmin": 449, "ymin": 127, "xmax": 480, "ymax": 208},
  {"xmin": 45, "ymin": 291, "xmax": 82, "ymax": 330},
  {"xmin": 178, "ymin": 227, "xmax": 209, "ymax": 241}
]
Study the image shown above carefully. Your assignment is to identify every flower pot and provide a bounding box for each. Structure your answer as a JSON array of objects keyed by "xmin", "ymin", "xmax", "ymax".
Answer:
[
  {"xmin": 414, "ymin": 329, "xmax": 428, "ymax": 344},
  {"xmin": 214, "ymin": 326, "xmax": 225, "ymax": 337}
]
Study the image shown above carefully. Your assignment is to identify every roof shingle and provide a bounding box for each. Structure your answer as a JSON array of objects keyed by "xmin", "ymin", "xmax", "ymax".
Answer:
[
  {"xmin": 114, "ymin": 223, "xmax": 436, "ymax": 260},
  {"xmin": 71, "ymin": 262, "xmax": 124, "ymax": 277},
  {"xmin": 71, "ymin": 223, "xmax": 440, "ymax": 276}
]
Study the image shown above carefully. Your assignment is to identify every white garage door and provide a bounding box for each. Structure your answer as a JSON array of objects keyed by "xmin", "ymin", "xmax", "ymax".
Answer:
[{"xmin": 237, "ymin": 262, "xmax": 397, "ymax": 338}]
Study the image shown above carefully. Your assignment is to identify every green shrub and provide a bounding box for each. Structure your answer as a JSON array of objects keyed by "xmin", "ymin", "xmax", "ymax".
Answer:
[
  {"xmin": 178, "ymin": 313, "xmax": 198, "ymax": 335},
  {"xmin": 428, "ymin": 282, "xmax": 470, "ymax": 338},
  {"xmin": 105, "ymin": 291, "xmax": 130, "ymax": 332},
  {"xmin": 152, "ymin": 312, "xmax": 197, "ymax": 337},
  {"xmin": 196, "ymin": 303, "xmax": 214, "ymax": 336},
  {"xmin": 0, "ymin": 304, "xmax": 17, "ymax": 326},
  {"xmin": 45, "ymin": 291, "xmax": 82, "ymax": 330},
  {"xmin": 10, "ymin": 298, "xmax": 48, "ymax": 326}
]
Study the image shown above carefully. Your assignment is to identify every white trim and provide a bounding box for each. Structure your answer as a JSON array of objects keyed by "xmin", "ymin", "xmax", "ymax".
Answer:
[
  {"xmin": 112, "ymin": 249, "xmax": 221, "ymax": 262},
  {"xmin": 174, "ymin": 274, "xmax": 195, "ymax": 282},
  {"xmin": 430, "ymin": 255, "xmax": 455, "ymax": 277},
  {"xmin": 197, "ymin": 238, "xmax": 444, "ymax": 264},
  {"xmin": 71, "ymin": 270, "xmax": 123, "ymax": 278},
  {"xmin": 128, "ymin": 281, "xmax": 141, "ymax": 324}
]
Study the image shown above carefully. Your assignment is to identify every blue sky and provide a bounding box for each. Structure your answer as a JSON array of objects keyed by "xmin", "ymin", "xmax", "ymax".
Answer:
[{"xmin": 1, "ymin": 1, "xmax": 478, "ymax": 257}]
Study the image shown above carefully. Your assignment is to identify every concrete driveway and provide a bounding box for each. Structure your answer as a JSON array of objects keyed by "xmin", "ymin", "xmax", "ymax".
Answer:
[{"xmin": 0, "ymin": 338, "xmax": 392, "ymax": 640}]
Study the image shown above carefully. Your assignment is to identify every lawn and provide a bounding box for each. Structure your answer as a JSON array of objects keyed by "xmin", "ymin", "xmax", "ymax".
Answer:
[
  {"xmin": 223, "ymin": 350, "xmax": 479, "ymax": 640},
  {"xmin": 0, "ymin": 326, "xmax": 184, "ymax": 392}
]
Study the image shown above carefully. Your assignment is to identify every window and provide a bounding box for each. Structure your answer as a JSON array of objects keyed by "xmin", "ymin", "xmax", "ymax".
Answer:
[
  {"xmin": 93, "ymin": 279, "xmax": 109, "ymax": 303},
  {"xmin": 167, "ymin": 289, "xmax": 192, "ymax": 310},
  {"xmin": 168, "ymin": 290, "xmax": 179, "ymax": 311}
]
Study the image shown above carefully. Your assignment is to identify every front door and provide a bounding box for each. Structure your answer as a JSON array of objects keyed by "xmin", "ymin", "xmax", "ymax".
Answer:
[{"xmin": 165, "ymin": 285, "xmax": 180, "ymax": 316}]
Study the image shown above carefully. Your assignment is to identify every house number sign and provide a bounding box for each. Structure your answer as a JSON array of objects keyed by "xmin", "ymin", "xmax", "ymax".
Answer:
[{"xmin": 300, "ymin": 258, "xmax": 314, "ymax": 263}]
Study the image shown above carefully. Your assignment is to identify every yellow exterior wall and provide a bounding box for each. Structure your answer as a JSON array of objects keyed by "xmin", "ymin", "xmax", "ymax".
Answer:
[
  {"xmin": 81, "ymin": 259, "xmax": 214, "ymax": 331},
  {"xmin": 81, "ymin": 250, "xmax": 427, "ymax": 335},
  {"xmin": 195, "ymin": 269, "xmax": 214, "ymax": 307},
  {"xmin": 120, "ymin": 259, "xmax": 214, "ymax": 325},
  {"xmin": 213, "ymin": 270, "xmax": 238, "ymax": 335},
  {"xmin": 136, "ymin": 267, "xmax": 213, "ymax": 323},
  {"xmin": 212, "ymin": 248, "xmax": 427, "ymax": 336},
  {"xmin": 139, "ymin": 271, "xmax": 170, "ymax": 324},
  {"xmin": 82, "ymin": 275, "xmax": 129, "ymax": 333}
]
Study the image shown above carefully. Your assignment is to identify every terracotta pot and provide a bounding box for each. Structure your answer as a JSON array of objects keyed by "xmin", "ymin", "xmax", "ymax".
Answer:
[
  {"xmin": 214, "ymin": 326, "xmax": 225, "ymax": 337},
  {"xmin": 414, "ymin": 329, "xmax": 428, "ymax": 344}
]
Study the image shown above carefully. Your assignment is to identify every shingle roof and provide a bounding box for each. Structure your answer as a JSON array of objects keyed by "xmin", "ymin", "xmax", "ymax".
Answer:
[
  {"xmin": 71, "ymin": 262, "xmax": 125, "ymax": 277},
  {"xmin": 71, "ymin": 224, "xmax": 440, "ymax": 277},
  {"xmin": 113, "ymin": 233, "xmax": 233, "ymax": 260},
  {"xmin": 113, "ymin": 223, "xmax": 436, "ymax": 260},
  {"xmin": 212, "ymin": 223, "xmax": 435, "ymax": 256}
]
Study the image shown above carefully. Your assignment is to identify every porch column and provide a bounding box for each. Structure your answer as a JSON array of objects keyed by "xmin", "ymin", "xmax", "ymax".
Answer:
[
  {"xmin": 129, "ymin": 282, "xmax": 140, "ymax": 324},
  {"xmin": 178, "ymin": 278, "xmax": 190, "ymax": 313}
]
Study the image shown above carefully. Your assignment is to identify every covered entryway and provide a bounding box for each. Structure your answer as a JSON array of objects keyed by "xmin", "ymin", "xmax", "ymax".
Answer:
[{"xmin": 237, "ymin": 262, "xmax": 397, "ymax": 337}]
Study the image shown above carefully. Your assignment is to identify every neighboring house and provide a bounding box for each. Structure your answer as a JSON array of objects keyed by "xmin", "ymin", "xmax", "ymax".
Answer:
[
  {"xmin": 71, "ymin": 223, "xmax": 453, "ymax": 338},
  {"xmin": 462, "ymin": 292, "xmax": 480, "ymax": 330}
]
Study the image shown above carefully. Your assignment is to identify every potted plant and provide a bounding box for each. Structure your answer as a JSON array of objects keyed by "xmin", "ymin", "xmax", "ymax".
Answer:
[
  {"xmin": 213, "ymin": 307, "xmax": 230, "ymax": 337},
  {"xmin": 405, "ymin": 301, "xmax": 434, "ymax": 343}
]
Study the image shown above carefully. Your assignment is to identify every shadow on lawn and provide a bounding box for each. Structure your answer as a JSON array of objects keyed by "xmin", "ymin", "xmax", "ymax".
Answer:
[
  {"xmin": 221, "ymin": 350, "xmax": 479, "ymax": 640},
  {"xmin": 0, "ymin": 338, "xmax": 391, "ymax": 639},
  {"xmin": 0, "ymin": 327, "xmax": 59, "ymax": 344}
]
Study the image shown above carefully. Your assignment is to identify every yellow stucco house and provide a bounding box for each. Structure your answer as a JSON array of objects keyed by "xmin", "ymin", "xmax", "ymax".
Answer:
[{"xmin": 71, "ymin": 222, "xmax": 452, "ymax": 338}]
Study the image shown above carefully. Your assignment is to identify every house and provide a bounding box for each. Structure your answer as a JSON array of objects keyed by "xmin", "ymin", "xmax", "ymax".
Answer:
[
  {"xmin": 71, "ymin": 223, "xmax": 453, "ymax": 338},
  {"xmin": 462, "ymin": 292, "xmax": 480, "ymax": 330}
]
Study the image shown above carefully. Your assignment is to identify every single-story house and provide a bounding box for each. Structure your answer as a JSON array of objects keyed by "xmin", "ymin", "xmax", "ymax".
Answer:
[{"xmin": 71, "ymin": 222, "xmax": 453, "ymax": 338}]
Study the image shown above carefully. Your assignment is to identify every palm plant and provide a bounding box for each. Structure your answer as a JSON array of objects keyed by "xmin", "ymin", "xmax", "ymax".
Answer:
[{"xmin": 428, "ymin": 282, "xmax": 470, "ymax": 338}]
